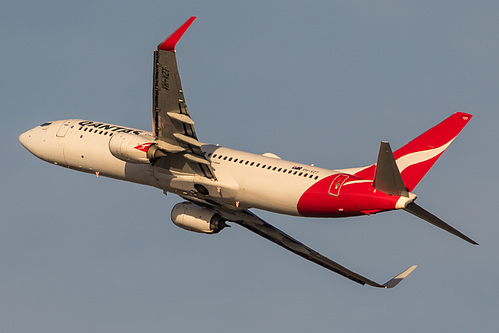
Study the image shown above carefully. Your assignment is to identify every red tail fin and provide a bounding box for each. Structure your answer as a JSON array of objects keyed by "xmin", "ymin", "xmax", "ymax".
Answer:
[
  {"xmin": 394, "ymin": 112, "xmax": 472, "ymax": 191},
  {"xmin": 353, "ymin": 112, "xmax": 472, "ymax": 191}
]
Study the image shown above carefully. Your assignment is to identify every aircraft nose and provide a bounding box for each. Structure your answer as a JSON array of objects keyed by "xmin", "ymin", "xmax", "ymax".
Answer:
[
  {"xmin": 19, "ymin": 128, "xmax": 39, "ymax": 154},
  {"xmin": 19, "ymin": 130, "xmax": 32, "ymax": 150}
]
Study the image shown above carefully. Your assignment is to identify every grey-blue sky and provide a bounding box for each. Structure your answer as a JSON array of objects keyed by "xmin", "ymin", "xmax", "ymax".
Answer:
[{"xmin": 3, "ymin": 1, "xmax": 498, "ymax": 332}]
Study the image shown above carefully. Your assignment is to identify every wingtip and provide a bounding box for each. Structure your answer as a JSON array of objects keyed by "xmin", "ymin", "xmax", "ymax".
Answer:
[
  {"xmin": 158, "ymin": 16, "xmax": 197, "ymax": 51},
  {"xmin": 382, "ymin": 265, "xmax": 418, "ymax": 289}
]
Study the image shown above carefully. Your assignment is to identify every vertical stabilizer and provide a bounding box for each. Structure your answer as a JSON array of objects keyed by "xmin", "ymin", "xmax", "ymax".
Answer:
[{"xmin": 393, "ymin": 112, "xmax": 472, "ymax": 191}]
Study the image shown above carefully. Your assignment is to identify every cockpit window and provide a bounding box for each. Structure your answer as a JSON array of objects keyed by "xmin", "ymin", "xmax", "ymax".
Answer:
[{"xmin": 40, "ymin": 122, "xmax": 52, "ymax": 127}]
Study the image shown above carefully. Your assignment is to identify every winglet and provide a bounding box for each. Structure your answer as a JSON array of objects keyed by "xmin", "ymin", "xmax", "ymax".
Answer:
[
  {"xmin": 382, "ymin": 265, "xmax": 418, "ymax": 288},
  {"xmin": 158, "ymin": 16, "xmax": 196, "ymax": 51}
]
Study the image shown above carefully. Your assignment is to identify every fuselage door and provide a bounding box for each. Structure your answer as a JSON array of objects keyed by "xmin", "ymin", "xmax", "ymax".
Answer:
[
  {"xmin": 56, "ymin": 120, "xmax": 72, "ymax": 137},
  {"xmin": 328, "ymin": 174, "xmax": 349, "ymax": 196}
]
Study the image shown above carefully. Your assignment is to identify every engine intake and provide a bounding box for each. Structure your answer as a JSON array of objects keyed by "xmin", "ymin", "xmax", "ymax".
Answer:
[
  {"xmin": 171, "ymin": 202, "xmax": 228, "ymax": 234},
  {"xmin": 108, "ymin": 133, "xmax": 165, "ymax": 163}
]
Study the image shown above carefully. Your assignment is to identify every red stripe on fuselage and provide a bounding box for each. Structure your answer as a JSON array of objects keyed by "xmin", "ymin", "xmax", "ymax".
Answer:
[{"xmin": 297, "ymin": 173, "xmax": 400, "ymax": 217}]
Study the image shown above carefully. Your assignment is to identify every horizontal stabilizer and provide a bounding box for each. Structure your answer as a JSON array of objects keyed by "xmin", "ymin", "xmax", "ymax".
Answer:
[
  {"xmin": 373, "ymin": 141, "xmax": 409, "ymax": 197},
  {"xmin": 404, "ymin": 202, "xmax": 478, "ymax": 245}
]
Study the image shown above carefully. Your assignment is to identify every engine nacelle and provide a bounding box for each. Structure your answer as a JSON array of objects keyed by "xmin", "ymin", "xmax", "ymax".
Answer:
[
  {"xmin": 108, "ymin": 133, "xmax": 165, "ymax": 163},
  {"xmin": 171, "ymin": 202, "xmax": 228, "ymax": 234}
]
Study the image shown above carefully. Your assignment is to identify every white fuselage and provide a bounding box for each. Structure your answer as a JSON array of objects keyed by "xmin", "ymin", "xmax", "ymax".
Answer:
[{"xmin": 20, "ymin": 119, "xmax": 344, "ymax": 216}]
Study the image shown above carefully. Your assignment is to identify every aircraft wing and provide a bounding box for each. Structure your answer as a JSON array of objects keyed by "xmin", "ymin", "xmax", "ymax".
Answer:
[
  {"xmin": 153, "ymin": 17, "xmax": 215, "ymax": 178},
  {"xmin": 217, "ymin": 209, "xmax": 417, "ymax": 288}
]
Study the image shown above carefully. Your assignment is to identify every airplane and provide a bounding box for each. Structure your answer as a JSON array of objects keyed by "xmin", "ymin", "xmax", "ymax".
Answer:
[{"xmin": 19, "ymin": 17, "xmax": 477, "ymax": 288}]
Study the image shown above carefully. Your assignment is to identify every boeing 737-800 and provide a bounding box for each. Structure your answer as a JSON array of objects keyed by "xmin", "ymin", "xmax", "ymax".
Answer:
[{"xmin": 19, "ymin": 17, "xmax": 477, "ymax": 288}]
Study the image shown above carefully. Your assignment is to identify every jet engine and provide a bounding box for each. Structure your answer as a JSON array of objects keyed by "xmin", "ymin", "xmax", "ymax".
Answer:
[
  {"xmin": 171, "ymin": 202, "xmax": 228, "ymax": 234},
  {"xmin": 108, "ymin": 133, "xmax": 165, "ymax": 163}
]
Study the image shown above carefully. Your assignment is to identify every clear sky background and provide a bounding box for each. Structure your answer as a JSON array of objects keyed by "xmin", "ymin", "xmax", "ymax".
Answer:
[{"xmin": 2, "ymin": 1, "xmax": 498, "ymax": 332}]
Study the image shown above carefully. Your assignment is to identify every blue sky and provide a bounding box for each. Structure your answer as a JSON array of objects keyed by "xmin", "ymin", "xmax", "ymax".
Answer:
[{"xmin": 3, "ymin": 1, "xmax": 499, "ymax": 332}]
